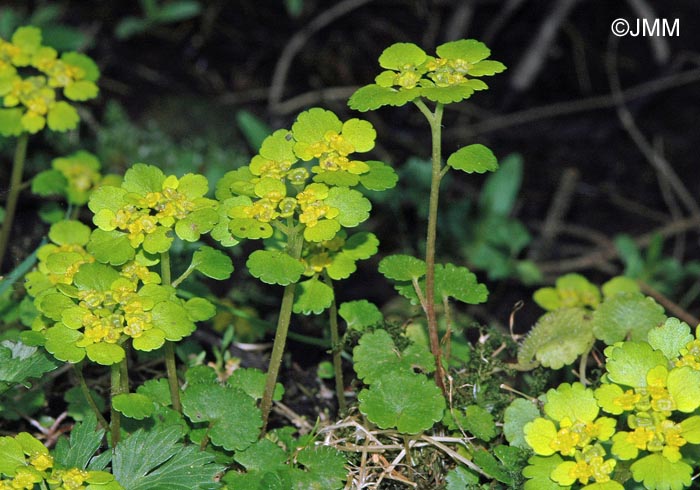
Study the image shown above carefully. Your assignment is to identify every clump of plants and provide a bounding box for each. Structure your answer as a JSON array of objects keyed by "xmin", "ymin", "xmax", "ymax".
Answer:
[{"xmin": 4, "ymin": 20, "xmax": 696, "ymax": 490}]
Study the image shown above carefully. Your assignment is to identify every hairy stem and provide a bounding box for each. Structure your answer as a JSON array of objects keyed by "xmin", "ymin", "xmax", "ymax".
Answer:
[
  {"xmin": 414, "ymin": 100, "xmax": 447, "ymax": 395},
  {"xmin": 161, "ymin": 251, "xmax": 182, "ymax": 412},
  {"xmin": 73, "ymin": 364, "xmax": 110, "ymax": 431},
  {"xmin": 260, "ymin": 232, "xmax": 304, "ymax": 434},
  {"xmin": 0, "ymin": 133, "xmax": 29, "ymax": 271},
  {"xmin": 323, "ymin": 274, "xmax": 347, "ymax": 415}
]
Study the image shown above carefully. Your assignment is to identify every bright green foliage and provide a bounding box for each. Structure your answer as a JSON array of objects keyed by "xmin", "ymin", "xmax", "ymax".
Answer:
[
  {"xmin": 293, "ymin": 278, "xmax": 333, "ymax": 314},
  {"xmin": 447, "ymin": 144, "xmax": 498, "ymax": 174},
  {"xmin": 181, "ymin": 382, "xmax": 262, "ymax": 451},
  {"xmin": 0, "ymin": 431, "xmax": 122, "ymax": 489},
  {"xmin": 300, "ymin": 231, "xmax": 378, "ymax": 281},
  {"xmin": 52, "ymin": 415, "xmax": 104, "ymax": 470},
  {"xmin": 349, "ymin": 39, "xmax": 504, "ymax": 111},
  {"xmin": 111, "ymin": 424, "xmax": 222, "ymax": 490},
  {"xmin": 338, "ymin": 300, "xmax": 383, "ymax": 330},
  {"xmin": 25, "ymin": 221, "xmax": 214, "ymax": 365},
  {"xmin": 520, "ymin": 274, "xmax": 666, "ymax": 370},
  {"xmin": 515, "ymin": 316, "xmax": 700, "ymax": 490},
  {"xmin": 32, "ymin": 151, "xmax": 121, "ymax": 206},
  {"xmin": 223, "ymin": 439, "xmax": 347, "ymax": 490},
  {"xmin": 0, "ymin": 26, "xmax": 99, "ymax": 135},
  {"xmin": 89, "ymin": 163, "xmax": 218, "ymax": 253},
  {"xmin": 358, "ymin": 370, "xmax": 445, "ymax": 433},
  {"xmin": 518, "ymin": 308, "xmax": 594, "ymax": 370},
  {"xmin": 445, "ymin": 466, "xmax": 479, "ymax": 489},
  {"xmin": 504, "ymin": 398, "xmax": 541, "ymax": 450},
  {"xmin": 190, "ymin": 245, "xmax": 233, "ymax": 280},
  {"xmin": 247, "ymin": 250, "xmax": 304, "ymax": 286},
  {"xmin": 112, "ymin": 393, "xmax": 155, "ymax": 420},
  {"xmin": 591, "ymin": 292, "xmax": 666, "ymax": 344},
  {"xmin": 352, "ymin": 329, "xmax": 434, "ymax": 383},
  {"xmin": 0, "ymin": 340, "xmax": 60, "ymax": 394},
  {"xmin": 378, "ymin": 254, "xmax": 426, "ymax": 281},
  {"xmin": 533, "ymin": 273, "xmax": 602, "ymax": 311},
  {"xmin": 227, "ymin": 368, "xmax": 284, "ymax": 401}
]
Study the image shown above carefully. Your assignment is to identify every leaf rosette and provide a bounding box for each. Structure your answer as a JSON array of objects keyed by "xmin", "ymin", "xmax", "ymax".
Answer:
[
  {"xmin": 0, "ymin": 26, "xmax": 100, "ymax": 135},
  {"xmin": 88, "ymin": 163, "xmax": 218, "ymax": 254},
  {"xmin": 348, "ymin": 39, "xmax": 505, "ymax": 111}
]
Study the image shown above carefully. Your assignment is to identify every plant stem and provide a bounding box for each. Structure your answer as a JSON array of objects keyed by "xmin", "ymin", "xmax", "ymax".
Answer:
[
  {"xmin": 109, "ymin": 361, "xmax": 126, "ymax": 446},
  {"xmin": 260, "ymin": 232, "xmax": 304, "ymax": 435},
  {"xmin": 323, "ymin": 274, "xmax": 347, "ymax": 415},
  {"xmin": 414, "ymin": 99, "xmax": 447, "ymax": 396},
  {"xmin": 161, "ymin": 251, "xmax": 182, "ymax": 412},
  {"xmin": 73, "ymin": 364, "xmax": 110, "ymax": 431},
  {"xmin": 0, "ymin": 133, "xmax": 29, "ymax": 272}
]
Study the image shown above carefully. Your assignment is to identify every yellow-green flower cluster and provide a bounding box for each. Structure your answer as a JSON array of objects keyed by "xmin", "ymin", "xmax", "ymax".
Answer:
[
  {"xmin": 524, "ymin": 383, "xmax": 620, "ymax": 489},
  {"xmin": 0, "ymin": 433, "xmax": 121, "ymax": 490},
  {"xmin": 0, "ymin": 26, "xmax": 99, "ymax": 135},
  {"xmin": 217, "ymin": 108, "xmax": 377, "ymax": 244},
  {"xmin": 90, "ymin": 165, "xmax": 218, "ymax": 253}
]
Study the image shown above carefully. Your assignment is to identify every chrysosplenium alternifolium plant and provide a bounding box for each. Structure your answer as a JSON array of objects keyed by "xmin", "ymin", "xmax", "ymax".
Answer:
[
  {"xmin": 348, "ymin": 39, "xmax": 503, "ymax": 394},
  {"xmin": 509, "ymin": 318, "xmax": 700, "ymax": 490},
  {"xmin": 214, "ymin": 107, "xmax": 396, "ymax": 428},
  {"xmin": 0, "ymin": 25, "xmax": 99, "ymax": 135}
]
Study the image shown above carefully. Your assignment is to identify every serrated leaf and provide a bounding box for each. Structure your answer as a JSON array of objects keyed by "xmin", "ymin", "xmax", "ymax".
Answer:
[
  {"xmin": 325, "ymin": 187, "xmax": 371, "ymax": 227},
  {"xmin": 293, "ymin": 278, "xmax": 333, "ymax": 315},
  {"xmin": 53, "ymin": 414, "xmax": 105, "ymax": 470},
  {"xmin": 605, "ymin": 341, "xmax": 667, "ymax": 388},
  {"xmin": 463, "ymin": 405, "xmax": 496, "ymax": 441},
  {"xmin": 343, "ymin": 232, "xmax": 379, "ymax": 260},
  {"xmin": 292, "ymin": 108, "xmax": 341, "ymax": 146},
  {"xmin": 247, "ymin": 250, "xmax": 304, "ymax": 286},
  {"xmin": 303, "ymin": 219, "xmax": 341, "ymax": 242},
  {"xmin": 517, "ymin": 308, "xmax": 594, "ymax": 370},
  {"xmin": 421, "ymin": 84, "xmax": 477, "ymax": 104},
  {"xmin": 592, "ymin": 292, "xmax": 666, "ymax": 344},
  {"xmin": 182, "ymin": 383, "xmax": 261, "ymax": 451},
  {"xmin": 122, "ymin": 163, "xmax": 165, "ymax": 194},
  {"xmin": 0, "ymin": 436, "xmax": 24, "ymax": 475},
  {"xmin": 62, "ymin": 52, "xmax": 100, "ymax": 81},
  {"xmin": 378, "ymin": 254, "xmax": 426, "ymax": 281},
  {"xmin": 435, "ymin": 263, "xmax": 488, "ymax": 304},
  {"xmin": 353, "ymin": 329, "xmax": 434, "ymax": 383},
  {"xmin": 227, "ymin": 368, "xmax": 284, "ymax": 401},
  {"xmin": 136, "ymin": 379, "xmax": 172, "ymax": 407},
  {"xmin": 293, "ymin": 446, "xmax": 347, "ymax": 490},
  {"xmin": 445, "ymin": 466, "xmax": 479, "ymax": 489},
  {"xmin": 112, "ymin": 425, "xmax": 222, "ymax": 490},
  {"xmin": 312, "ymin": 170, "xmax": 360, "ymax": 187},
  {"xmin": 358, "ymin": 370, "xmax": 444, "ymax": 433},
  {"xmin": 184, "ymin": 298, "xmax": 216, "ymax": 322},
  {"xmin": 44, "ymin": 325, "xmax": 85, "ymax": 363},
  {"xmin": 667, "ymin": 366, "xmax": 700, "ymax": 412},
  {"xmin": 647, "ymin": 317, "xmax": 693, "ymax": 360},
  {"xmin": 447, "ymin": 144, "xmax": 498, "ymax": 174},
  {"xmin": 522, "ymin": 454, "xmax": 567, "ymax": 490},
  {"xmin": 175, "ymin": 208, "xmax": 218, "ymax": 242},
  {"xmin": 601, "ymin": 276, "xmax": 640, "ymax": 297},
  {"xmin": 504, "ymin": 398, "xmax": 541, "ymax": 449},
  {"xmin": 469, "ymin": 60, "xmax": 507, "ymax": 76},
  {"xmin": 0, "ymin": 341, "xmax": 61, "ymax": 390},
  {"xmin": 73, "ymin": 262, "xmax": 121, "ymax": 291},
  {"xmin": 473, "ymin": 448, "xmax": 512, "ymax": 484},
  {"xmin": 191, "ymin": 245, "xmax": 233, "ymax": 280},
  {"xmin": 143, "ymin": 226, "xmax": 174, "ymax": 254},
  {"xmin": 338, "ymin": 300, "xmax": 383, "ymax": 330},
  {"xmin": 347, "ymin": 84, "xmax": 418, "ymax": 111},
  {"xmin": 49, "ymin": 220, "xmax": 92, "ymax": 246},
  {"xmin": 341, "ymin": 118, "xmax": 376, "ymax": 152},
  {"xmin": 112, "ymin": 393, "xmax": 155, "ymax": 420}
]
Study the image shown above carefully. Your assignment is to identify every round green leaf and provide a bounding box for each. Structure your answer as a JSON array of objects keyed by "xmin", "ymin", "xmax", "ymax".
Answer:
[
  {"xmin": 378, "ymin": 254, "xmax": 426, "ymax": 281},
  {"xmin": 122, "ymin": 163, "xmax": 165, "ymax": 194},
  {"xmin": 85, "ymin": 343, "xmax": 125, "ymax": 365},
  {"xmin": 191, "ymin": 245, "xmax": 233, "ymax": 280},
  {"xmin": 503, "ymin": 398, "xmax": 541, "ymax": 449},
  {"xmin": 605, "ymin": 341, "xmax": 667, "ymax": 388},
  {"xmin": 353, "ymin": 329, "xmax": 434, "ymax": 383},
  {"xmin": 151, "ymin": 301, "xmax": 196, "ymax": 341},
  {"xmin": 341, "ymin": 118, "xmax": 376, "ymax": 153},
  {"xmin": 64, "ymin": 80, "xmax": 99, "ymax": 101},
  {"xmin": 647, "ymin": 317, "xmax": 693, "ymax": 360},
  {"xmin": 592, "ymin": 292, "xmax": 666, "ymax": 344},
  {"xmin": 132, "ymin": 329, "xmax": 166, "ymax": 351},
  {"xmin": 292, "ymin": 107, "xmax": 341, "ymax": 146},
  {"xmin": 227, "ymin": 368, "xmax": 284, "ymax": 401},
  {"xmin": 469, "ymin": 60, "xmax": 507, "ymax": 76},
  {"xmin": 347, "ymin": 84, "xmax": 418, "ymax": 112},
  {"xmin": 304, "ymin": 219, "xmax": 341, "ymax": 243},
  {"xmin": 378, "ymin": 43, "xmax": 427, "ymax": 69},
  {"xmin": 293, "ymin": 278, "xmax": 333, "ymax": 315},
  {"xmin": 358, "ymin": 371, "xmax": 445, "ymax": 434},
  {"xmin": 630, "ymin": 454, "xmax": 692, "ymax": 490},
  {"xmin": 338, "ymin": 300, "xmax": 383, "ymax": 330},
  {"xmin": 324, "ymin": 187, "xmax": 370, "ymax": 228},
  {"xmin": 435, "ymin": 263, "xmax": 488, "ymax": 304},
  {"xmin": 0, "ymin": 108, "xmax": 25, "ymax": 136},
  {"xmin": 73, "ymin": 262, "xmax": 121, "ymax": 291},
  {"xmin": 47, "ymin": 101, "xmax": 79, "ymax": 132},
  {"xmin": 342, "ymin": 231, "xmax": 379, "ymax": 260},
  {"xmin": 143, "ymin": 226, "xmax": 174, "ymax": 254},
  {"xmin": 182, "ymin": 383, "xmax": 262, "ymax": 451},
  {"xmin": 112, "ymin": 393, "xmax": 155, "ymax": 420},
  {"xmin": 184, "ymin": 298, "xmax": 216, "ymax": 322},
  {"xmin": 32, "ymin": 169, "xmax": 67, "ymax": 196},
  {"xmin": 49, "ymin": 220, "xmax": 91, "ymax": 246},
  {"xmin": 359, "ymin": 161, "xmax": 398, "ymax": 191},
  {"xmin": 436, "ymin": 39, "xmax": 490, "ymax": 63},
  {"xmin": 447, "ymin": 144, "xmax": 498, "ymax": 174},
  {"xmin": 246, "ymin": 250, "xmax": 304, "ymax": 286},
  {"xmin": 87, "ymin": 229, "xmax": 135, "ymax": 265},
  {"xmin": 44, "ymin": 325, "xmax": 85, "ymax": 363},
  {"xmin": 175, "ymin": 208, "xmax": 218, "ymax": 242}
]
